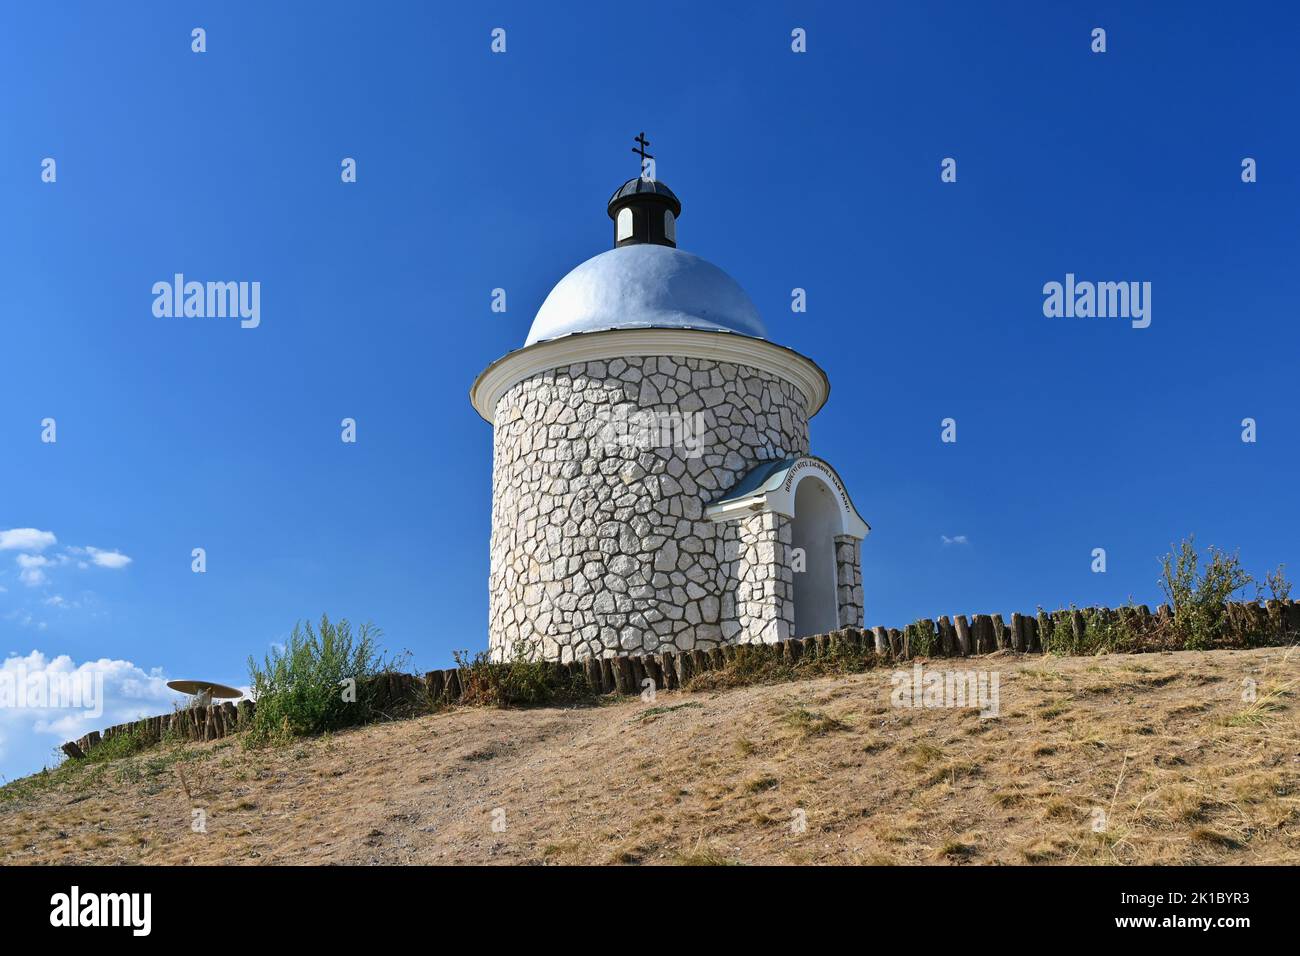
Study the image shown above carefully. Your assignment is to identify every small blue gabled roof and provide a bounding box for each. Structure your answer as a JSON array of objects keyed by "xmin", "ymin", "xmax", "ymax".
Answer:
[
  {"xmin": 712, "ymin": 458, "xmax": 799, "ymax": 505},
  {"xmin": 708, "ymin": 456, "xmax": 871, "ymax": 539}
]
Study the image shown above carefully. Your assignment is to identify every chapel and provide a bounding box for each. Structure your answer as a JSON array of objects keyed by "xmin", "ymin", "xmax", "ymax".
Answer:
[{"xmin": 471, "ymin": 158, "xmax": 869, "ymax": 661}]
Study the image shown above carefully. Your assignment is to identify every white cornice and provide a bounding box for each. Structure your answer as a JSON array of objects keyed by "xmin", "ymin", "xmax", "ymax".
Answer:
[{"xmin": 470, "ymin": 329, "xmax": 830, "ymax": 424}]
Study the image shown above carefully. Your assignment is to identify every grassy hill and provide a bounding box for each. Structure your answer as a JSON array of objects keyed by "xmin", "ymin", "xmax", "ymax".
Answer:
[{"xmin": 1, "ymin": 645, "xmax": 1296, "ymax": 865}]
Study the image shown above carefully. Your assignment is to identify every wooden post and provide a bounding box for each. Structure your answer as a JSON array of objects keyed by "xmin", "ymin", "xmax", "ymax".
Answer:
[
  {"xmin": 612, "ymin": 657, "xmax": 634, "ymax": 695},
  {"xmin": 1010, "ymin": 613, "xmax": 1026, "ymax": 652},
  {"xmin": 658, "ymin": 652, "xmax": 678, "ymax": 690},
  {"xmin": 675, "ymin": 650, "xmax": 693, "ymax": 687},
  {"xmin": 595, "ymin": 658, "xmax": 613, "ymax": 694},
  {"xmin": 1070, "ymin": 609, "xmax": 1087, "ymax": 650},
  {"xmin": 642, "ymin": 655, "xmax": 663, "ymax": 693},
  {"xmin": 629, "ymin": 655, "xmax": 647, "ymax": 692},
  {"xmin": 1035, "ymin": 610, "xmax": 1051, "ymax": 651},
  {"xmin": 937, "ymin": 616, "xmax": 955, "ymax": 656},
  {"xmin": 667, "ymin": 652, "xmax": 683, "ymax": 687},
  {"xmin": 983, "ymin": 615, "xmax": 999, "ymax": 653},
  {"xmin": 920, "ymin": 618, "xmax": 939, "ymax": 656},
  {"xmin": 840, "ymin": 627, "xmax": 863, "ymax": 654},
  {"xmin": 1249, "ymin": 602, "xmax": 1270, "ymax": 646},
  {"xmin": 954, "ymin": 615, "xmax": 971, "ymax": 656},
  {"xmin": 990, "ymin": 614, "xmax": 1008, "ymax": 650},
  {"xmin": 425, "ymin": 670, "xmax": 445, "ymax": 703},
  {"xmin": 61, "ymin": 741, "xmax": 86, "ymax": 760},
  {"xmin": 583, "ymin": 657, "xmax": 603, "ymax": 694}
]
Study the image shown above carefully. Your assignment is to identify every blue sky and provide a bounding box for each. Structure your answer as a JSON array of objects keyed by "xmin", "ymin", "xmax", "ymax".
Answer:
[{"xmin": 2, "ymin": 1, "xmax": 1297, "ymax": 781}]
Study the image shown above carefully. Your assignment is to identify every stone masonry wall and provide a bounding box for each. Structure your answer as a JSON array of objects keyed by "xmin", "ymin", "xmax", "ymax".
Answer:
[
  {"xmin": 735, "ymin": 511, "xmax": 795, "ymax": 644},
  {"xmin": 488, "ymin": 354, "xmax": 811, "ymax": 661},
  {"xmin": 835, "ymin": 535, "xmax": 864, "ymax": 628}
]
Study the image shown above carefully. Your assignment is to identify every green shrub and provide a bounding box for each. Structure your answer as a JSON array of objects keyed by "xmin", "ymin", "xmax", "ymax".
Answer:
[
  {"xmin": 1263, "ymin": 565, "xmax": 1292, "ymax": 603},
  {"xmin": 84, "ymin": 730, "xmax": 151, "ymax": 763},
  {"xmin": 1035, "ymin": 540, "xmax": 1294, "ymax": 656},
  {"xmin": 1093, "ymin": 606, "xmax": 1147, "ymax": 653},
  {"xmin": 454, "ymin": 643, "xmax": 591, "ymax": 707},
  {"xmin": 1041, "ymin": 607, "xmax": 1079, "ymax": 655},
  {"xmin": 1160, "ymin": 537, "xmax": 1248, "ymax": 649},
  {"xmin": 245, "ymin": 615, "xmax": 392, "ymax": 745},
  {"xmin": 1160, "ymin": 537, "xmax": 1266, "ymax": 650},
  {"xmin": 687, "ymin": 635, "xmax": 881, "ymax": 692},
  {"xmin": 824, "ymin": 631, "xmax": 874, "ymax": 667},
  {"xmin": 687, "ymin": 643, "xmax": 788, "ymax": 690},
  {"xmin": 904, "ymin": 619, "xmax": 936, "ymax": 657},
  {"xmin": 1103, "ymin": 604, "xmax": 1148, "ymax": 653}
]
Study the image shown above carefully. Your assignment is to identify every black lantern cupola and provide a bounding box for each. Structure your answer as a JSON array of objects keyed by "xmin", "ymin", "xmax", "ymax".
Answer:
[
  {"xmin": 607, "ymin": 133, "xmax": 681, "ymax": 248},
  {"xmin": 607, "ymin": 177, "xmax": 682, "ymax": 248}
]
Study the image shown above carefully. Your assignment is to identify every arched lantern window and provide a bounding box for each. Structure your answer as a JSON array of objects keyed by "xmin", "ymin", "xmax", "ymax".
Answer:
[{"xmin": 616, "ymin": 207, "xmax": 634, "ymax": 242}]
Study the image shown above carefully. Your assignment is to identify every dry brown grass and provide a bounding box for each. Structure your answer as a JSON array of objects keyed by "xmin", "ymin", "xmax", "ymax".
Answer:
[{"xmin": 1, "ymin": 646, "xmax": 1296, "ymax": 865}]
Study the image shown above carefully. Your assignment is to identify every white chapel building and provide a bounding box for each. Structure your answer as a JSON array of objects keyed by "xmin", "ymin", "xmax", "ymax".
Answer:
[{"xmin": 471, "ymin": 170, "xmax": 869, "ymax": 662}]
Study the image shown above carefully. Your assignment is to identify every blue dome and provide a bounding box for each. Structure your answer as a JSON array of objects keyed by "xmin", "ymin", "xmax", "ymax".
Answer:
[{"xmin": 524, "ymin": 244, "xmax": 767, "ymax": 347}]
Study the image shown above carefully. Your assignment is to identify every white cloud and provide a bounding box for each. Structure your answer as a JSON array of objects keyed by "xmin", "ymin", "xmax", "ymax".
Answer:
[
  {"xmin": 84, "ymin": 547, "xmax": 132, "ymax": 570},
  {"xmin": 15, "ymin": 555, "xmax": 49, "ymax": 587},
  {"xmin": 0, "ymin": 529, "xmax": 57, "ymax": 552},
  {"xmin": 0, "ymin": 651, "xmax": 185, "ymax": 782},
  {"xmin": 941, "ymin": 535, "xmax": 970, "ymax": 546},
  {"xmin": 18, "ymin": 566, "xmax": 45, "ymax": 586},
  {"xmin": 1, "ymin": 536, "xmax": 133, "ymax": 591}
]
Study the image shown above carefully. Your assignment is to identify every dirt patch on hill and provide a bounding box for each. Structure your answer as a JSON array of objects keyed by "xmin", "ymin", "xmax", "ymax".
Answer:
[{"xmin": 2, "ymin": 646, "xmax": 1296, "ymax": 865}]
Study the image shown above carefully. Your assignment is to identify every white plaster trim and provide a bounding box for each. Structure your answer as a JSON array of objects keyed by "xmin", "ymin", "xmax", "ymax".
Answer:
[
  {"xmin": 705, "ymin": 498, "xmax": 768, "ymax": 523},
  {"xmin": 706, "ymin": 456, "xmax": 871, "ymax": 540},
  {"xmin": 470, "ymin": 328, "xmax": 830, "ymax": 424}
]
